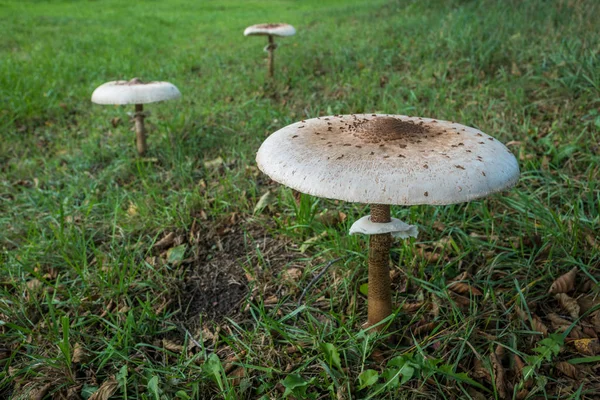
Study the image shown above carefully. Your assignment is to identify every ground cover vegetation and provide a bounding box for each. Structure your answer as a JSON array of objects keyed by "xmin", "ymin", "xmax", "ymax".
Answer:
[{"xmin": 1, "ymin": 0, "xmax": 599, "ymax": 398}]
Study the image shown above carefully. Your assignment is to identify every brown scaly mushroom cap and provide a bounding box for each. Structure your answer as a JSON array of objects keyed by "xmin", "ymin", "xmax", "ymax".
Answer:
[
  {"xmin": 91, "ymin": 78, "xmax": 181, "ymax": 105},
  {"xmin": 256, "ymin": 114, "xmax": 520, "ymax": 205},
  {"xmin": 243, "ymin": 23, "xmax": 296, "ymax": 37}
]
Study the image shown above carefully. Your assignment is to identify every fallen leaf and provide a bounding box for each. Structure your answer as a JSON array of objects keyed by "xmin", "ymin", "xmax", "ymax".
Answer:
[
  {"xmin": 204, "ymin": 156, "xmax": 224, "ymax": 169},
  {"xmin": 555, "ymin": 293, "xmax": 580, "ymax": 319},
  {"xmin": 546, "ymin": 312, "xmax": 571, "ymax": 329},
  {"xmin": 591, "ymin": 311, "xmax": 600, "ymax": 333},
  {"xmin": 448, "ymin": 291, "xmax": 470, "ymax": 307},
  {"xmin": 153, "ymin": 232, "xmax": 176, "ymax": 250},
  {"xmin": 555, "ymin": 361, "xmax": 579, "ymax": 379},
  {"xmin": 282, "ymin": 268, "xmax": 303, "ymax": 282},
  {"xmin": 315, "ymin": 210, "xmax": 347, "ymax": 226},
  {"xmin": 410, "ymin": 320, "xmax": 437, "ymax": 336},
  {"xmin": 467, "ymin": 388, "xmax": 487, "ymax": 400},
  {"xmin": 300, "ymin": 231, "xmax": 327, "ymax": 253},
  {"xmin": 162, "ymin": 339, "xmax": 184, "ymax": 353},
  {"xmin": 490, "ymin": 352, "xmax": 508, "ymax": 399},
  {"xmin": 495, "ymin": 344, "xmax": 505, "ymax": 360},
  {"xmin": 515, "ymin": 389, "xmax": 529, "ymax": 400},
  {"xmin": 531, "ymin": 315, "xmax": 549, "ymax": 337},
  {"xmin": 577, "ymin": 295, "xmax": 600, "ymax": 314},
  {"xmin": 471, "ymin": 357, "xmax": 491, "ymax": 382},
  {"xmin": 166, "ymin": 244, "xmax": 187, "ymax": 264},
  {"xmin": 228, "ymin": 366, "xmax": 246, "ymax": 386},
  {"xmin": 448, "ymin": 281, "xmax": 483, "ymax": 296},
  {"xmin": 402, "ymin": 301, "xmax": 426, "ymax": 313},
  {"xmin": 89, "ymin": 377, "xmax": 118, "ymax": 400},
  {"xmin": 26, "ymin": 279, "xmax": 43, "ymax": 291},
  {"xmin": 253, "ymin": 191, "xmax": 277, "ymax": 214},
  {"xmin": 72, "ymin": 343, "xmax": 87, "ymax": 364},
  {"xmin": 30, "ymin": 383, "xmax": 53, "ymax": 400},
  {"xmin": 432, "ymin": 221, "xmax": 446, "ymax": 232},
  {"xmin": 547, "ymin": 312, "xmax": 584, "ymax": 338},
  {"xmin": 548, "ymin": 267, "xmax": 578, "ymax": 294},
  {"xmin": 573, "ymin": 338, "xmax": 600, "ymax": 356}
]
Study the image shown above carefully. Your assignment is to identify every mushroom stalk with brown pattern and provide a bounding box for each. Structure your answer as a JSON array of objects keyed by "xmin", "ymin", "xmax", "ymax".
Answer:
[{"xmin": 256, "ymin": 114, "xmax": 520, "ymax": 331}]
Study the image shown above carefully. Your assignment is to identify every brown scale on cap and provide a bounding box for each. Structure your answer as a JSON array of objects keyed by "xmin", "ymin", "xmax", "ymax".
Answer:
[
  {"xmin": 349, "ymin": 117, "xmax": 430, "ymax": 144},
  {"xmin": 254, "ymin": 23, "xmax": 286, "ymax": 29},
  {"xmin": 115, "ymin": 77, "xmax": 146, "ymax": 86}
]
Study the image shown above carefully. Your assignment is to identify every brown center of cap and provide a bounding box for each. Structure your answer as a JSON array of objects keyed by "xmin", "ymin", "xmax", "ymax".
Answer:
[
  {"xmin": 351, "ymin": 117, "xmax": 428, "ymax": 144},
  {"xmin": 119, "ymin": 77, "xmax": 144, "ymax": 85},
  {"xmin": 256, "ymin": 23, "xmax": 285, "ymax": 29}
]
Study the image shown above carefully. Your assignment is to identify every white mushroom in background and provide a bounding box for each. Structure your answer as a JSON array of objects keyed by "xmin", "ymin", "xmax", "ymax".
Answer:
[
  {"xmin": 257, "ymin": 114, "xmax": 520, "ymax": 330},
  {"xmin": 243, "ymin": 23, "xmax": 296, "ymax": 78},
  {"xmin": 91, "ymin": 78, "xmax": 181, "ymax": 156}
]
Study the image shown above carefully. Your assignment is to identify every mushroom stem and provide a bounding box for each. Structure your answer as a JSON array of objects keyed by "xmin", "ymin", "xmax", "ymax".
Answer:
[
  {"xmin": 367, "ymin": 204, "xmax": 393, "ymax": 330},
  {"xmin": 267, "ymin": 35, "xmax": 275, "ymax": 78},
  {"xmin": 134, "ymin": 103, "xmax": 147, "ymax": 156}
]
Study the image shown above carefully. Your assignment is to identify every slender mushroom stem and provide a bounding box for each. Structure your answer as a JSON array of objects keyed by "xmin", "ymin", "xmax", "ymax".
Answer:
[
  {"xmin": 134, "ymin": 103, "xmax": 147, "ymax": 156},
  {"xmin": 367, "ymin": 204, "xmax": 393, "ymax": 330},
  {"xmin": 267, "ymin": 34, "xmax": 275, "ymax": 78}
]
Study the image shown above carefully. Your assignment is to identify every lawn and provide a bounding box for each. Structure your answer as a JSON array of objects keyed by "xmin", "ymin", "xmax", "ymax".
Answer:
[{"xmin": 1, "ymin": 0, "xmax": 599, "ymax": 398}]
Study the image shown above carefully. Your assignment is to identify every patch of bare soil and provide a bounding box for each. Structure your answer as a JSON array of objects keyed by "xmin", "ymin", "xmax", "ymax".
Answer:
[{"xmin": 169, "ymin": 216, "xmax": 302, "ymax": 325}]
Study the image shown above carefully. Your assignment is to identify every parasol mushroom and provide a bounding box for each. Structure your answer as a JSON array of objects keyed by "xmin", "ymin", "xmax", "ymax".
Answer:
[
  {"xmin": 91, "ymin": 78, "xmax": 181, "ymax": 156},
  {"xmin": 256, "ymin": 114, "xmax": 520, "ymax": 330},
  {"xmin": 244, "ymin": 23, "xmax": 296, "ymax": 79}
]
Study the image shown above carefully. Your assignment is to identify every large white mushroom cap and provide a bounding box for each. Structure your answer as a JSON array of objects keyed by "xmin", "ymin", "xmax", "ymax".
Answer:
[
  {"xmin": 243, "ymin": 23, "xmax": 296, "ymax": 37},
  {"xmin": 256, "ymin": 114, "xmax": 520, "ymax": 205},
  {"xmin": 91, "ymin": 78, "xmax": 181, "ymax": 105}
]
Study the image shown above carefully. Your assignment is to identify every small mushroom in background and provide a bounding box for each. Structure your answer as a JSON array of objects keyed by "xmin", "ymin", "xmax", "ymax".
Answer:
[
  {"xmin": 91, "ymin": 78, "xmax": 181, "ymax": 156},
  {"xmin": 243, "ymin": 23, "xmax": 296, "ymax": 79},
  {"xmin": 256, "ymin": 114, "xmax": 520, "ymax": 330}
]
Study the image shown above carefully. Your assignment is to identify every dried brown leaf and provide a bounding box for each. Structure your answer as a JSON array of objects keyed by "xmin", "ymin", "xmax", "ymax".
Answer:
[
  {"xmin": 531, "ymin": 315, "xmax": 549, "ymax": 337},
  {"xmin": 555, "ymin": 361, "xmax": 579, "ymax": 379},
  {"xmin": 513, "ymin": 354, "xmax": 524, "ymax": 377},
  {"xmin": 549, "ymin": 267, "xmax": 578, "ymax": 294},
  {"xmin": 555, "ymin": 293, "xmax": 581, "ymax": 319},
  {"xmin": 162, "ymin": 339, "xmax": 184, "ymax": 353},
  {"xmin": 591, "ymin": 311, "xmax": 600, "ymax": 333},
  {"xmin": 402, "ymin": 301, "xmax": 426, "ymax": 313},
  {"xmin": 411, "ymin": 321, "xmax": 437, "ymax": 336},
  {"xmin": 546, "ymin": 312, "xmax": 571, "ymax": 329},
  {"xmin": 495, "ymin": 344, "xmax": 505, "ymax": 360},
  {"xmin": 204, "ymin": 156, "xmax": 224, "ymax": 169},
  {"xmin": 448, "ymin": 291, "xmax": 471, "ymax": 307},
  {"xmin": 577, "ymin": 294, "xmax": 600, "ymax": 314},
  {"xmin": 513, "ymin": 354, "xmax": 533, "ymax": 389},
  {"xmin": 448, "ymin": 281, "xmax": 483, "ymax": 296},
  {"xmin": 515, "ymin": 389, "xmax": 529, "ymax": 400},
  {"xmin": 582, "ymin": 326, "xmax": 598, "ymax": 339},
  {"xmin": 72, "ymin": 343, "xmax": 87, "ymax": 364},
  {"xmin": 282, "ymin": 267, "xmax": 303, "ymax": 282},
  {"xmin": 315, "ymin": 210, "xmax": 347, "ymax": 226},
  {"xmin": 228, "ymin": 366, "xmax": 246, "ymax": 386},
  {"xmin": 490, "ymin": 352, "xmax": 508, "ymax": 399},
  {"xmin": 472, "ymin": 357, "xmax": 491, "ymax": 382},
  {"xmin": 153, "ymin": 232, "xmax": 176, "ymax": 250},
  {"xmin": 27, "ymin": 279, "xmax": 43, "ymax": 291},
  {"xmin": 573, "ymin": 338, "xmax": 600, "ymax": 356},
  {"xmin": 89, "ymin": 377, "xmax": 118, "ymax": 400},
  {"xmin": 466, "ymin": 388, "xmax": 487, "ymax": 400}
]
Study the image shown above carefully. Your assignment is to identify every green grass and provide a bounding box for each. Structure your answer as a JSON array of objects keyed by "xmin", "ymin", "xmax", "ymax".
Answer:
[{"xmin": 1, "ymin": 0, "xmax": 599, "ymax": 398}]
